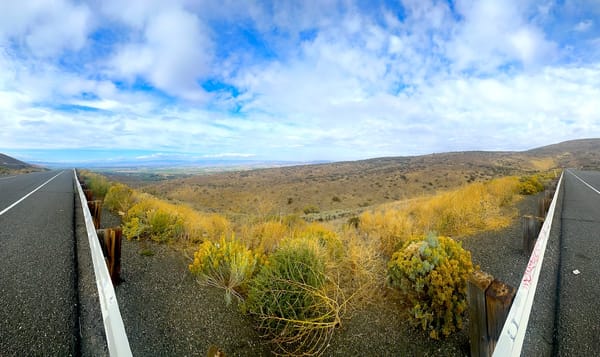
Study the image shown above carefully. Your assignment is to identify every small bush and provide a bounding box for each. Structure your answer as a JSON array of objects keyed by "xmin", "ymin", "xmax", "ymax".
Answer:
[
  {"xmin": 104, "ymin": 183, "xmax": 135, "ymax": 214},
  {"xmin": 387, "ymin": 233, "xmax": 474, "ymax": 339},
  {"xmin": 80, "ymin": 171, "xmax": 111, "ymax": 200},
  {"xmin": 297, "ymin": 223, "xmax": 345, "ymax": 261},
  {"xmin": 189, "ymin": 236, "xmax": 258, "ymax": 305},
  {"xmin": 245, "ymin": 245, "xmax": 343, "ymax": 355},
  {"xmin": 246, "ymin": 220, "xmax": 288, "ymax": 255},
  {"xmin": 518, "ymin": 175, "xmax": 544, "ymax": 195},
  {"xmin": 147, "ymin": 208, "xmax": 184, "ymax": 242},
  {"xmin": 303, "ymin": 205, "xmax": 320, "ymax": 214}
]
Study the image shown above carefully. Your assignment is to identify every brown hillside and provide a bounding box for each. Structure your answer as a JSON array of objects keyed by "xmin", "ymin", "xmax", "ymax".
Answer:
[
  {"xmin": 131, "ymin": 146, "xmax": 565, "ymax": 219},
  {"xmin": 525, "ymin": 138, "xmax": 600, "ymax": 169},
  {"xmin": 114, "ymin": 139, "xmax": 597, "ymax": 220},
  {"xmin": 0, "ymin": 153, "xmax": 42, "ymax": 176}
]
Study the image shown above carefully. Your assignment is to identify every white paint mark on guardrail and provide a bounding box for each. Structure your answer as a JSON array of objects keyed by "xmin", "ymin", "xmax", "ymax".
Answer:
[
  {"xmin": 568, "ymin": 170, "xmax": 600, "ymax": 196},
  {"xmin": 0, "ymin": 171, "xmax": 63, "ymax": 216},
  {"xmin": 493, "ymin": 171, "xmax": 564, "ymax": 357},
  {"xmin": 74, "ymin": 169, "xmax": 132, "ymax": 357}
]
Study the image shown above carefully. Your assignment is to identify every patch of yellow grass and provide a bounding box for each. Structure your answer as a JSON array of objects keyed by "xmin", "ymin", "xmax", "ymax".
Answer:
[
  {"xmin": 529, "ymin": 157, "xmax": 556, "ymax": 171},
  {"xmin": 122, "ymin": 192, "xmax": 231, "ymax": 243},
  {"xmin": 359, "ymin": 176, "xmax": 521, "ymax": 256}
]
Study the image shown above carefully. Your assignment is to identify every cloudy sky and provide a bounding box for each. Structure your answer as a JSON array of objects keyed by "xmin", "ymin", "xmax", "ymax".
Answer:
[{"xmin": 1, "ymin": 0, "xmax": 599, "ymax": 163}]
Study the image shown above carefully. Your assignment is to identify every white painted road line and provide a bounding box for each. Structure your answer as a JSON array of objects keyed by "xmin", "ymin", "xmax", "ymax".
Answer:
[
  {"xmin": 0, "ymin": 175, "xmax": 18, "ymax": 180},
  {"xmin": 0, "ymin": 171, "xmax": 64, "ymax": 216},
  {"xmin": 568, "ymin": 170, "xmax": 600, "ymax": 196}
]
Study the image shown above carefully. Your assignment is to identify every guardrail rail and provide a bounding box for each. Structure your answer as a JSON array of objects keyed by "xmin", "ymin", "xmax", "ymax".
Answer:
[
  {"xmin": 74, "ymin": 169, "xmax": 132, "ymax": 357},
  {"xmin": 493, "ymin": 172, "xmax": 564, "ymax": 356}
]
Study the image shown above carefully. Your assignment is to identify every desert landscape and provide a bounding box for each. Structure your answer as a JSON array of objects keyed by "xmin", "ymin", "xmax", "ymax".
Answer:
[{"xmin": 65, "ymin": 139, "xmax": 596, "ymax": 355}]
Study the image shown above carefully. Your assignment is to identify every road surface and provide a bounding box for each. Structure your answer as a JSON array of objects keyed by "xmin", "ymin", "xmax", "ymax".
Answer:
[
  {"xmin": 554, "ymin": 170, "xmax": 600, "ymax": 355},
  {"xmin": 0, "ymin": 171, "xmax": 78, "ymax": 355}
]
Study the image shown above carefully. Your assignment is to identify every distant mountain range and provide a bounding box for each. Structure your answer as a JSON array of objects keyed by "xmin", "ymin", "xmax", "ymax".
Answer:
[{"xmin": 30, "ymin": 158, "xmax": 331, "ymax": 171}]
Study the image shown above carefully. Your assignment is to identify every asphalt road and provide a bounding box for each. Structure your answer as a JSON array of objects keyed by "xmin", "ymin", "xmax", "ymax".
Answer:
[
  {"xmin": 554, "ymin": 170, "xmax": 600, "ymax": 355},
  {"xmin": 0, "ymin": 170, "xmax": 78, "ymax": 355}
]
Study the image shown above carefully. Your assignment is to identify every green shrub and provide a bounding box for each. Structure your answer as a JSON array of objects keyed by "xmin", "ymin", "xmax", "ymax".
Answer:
[
  {"xmin": 518, "ymin": 175, "xmax": 544, "ymax": 195},
  {"xmin": 245, "ymin": 245, "xmax": 342, "ymax": 355},
  {"xmin": 81, "ymin": 171, "xmax": 111, "ymax": 200},
  {"xmin": 104, "ymin": 183, "xmax": 135, "ymax": 214},
  {"xmin": 189, "ymin": 236, "xmax": 258, "ymax": 305},
  {"xmin": 387, "ymin": 233, "xmax": 474, "ymax": 339}
]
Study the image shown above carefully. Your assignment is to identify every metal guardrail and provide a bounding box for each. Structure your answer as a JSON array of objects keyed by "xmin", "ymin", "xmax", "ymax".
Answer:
[
  {"xmin": 74, "ymin": 169, "xmax": 133, "ymax": 357},
  {"xmin": 493, "ymin": 171, "xmax": 564, "ymax": 356}
]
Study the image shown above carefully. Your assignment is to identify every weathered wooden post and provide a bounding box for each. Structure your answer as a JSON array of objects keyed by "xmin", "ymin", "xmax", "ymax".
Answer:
[
  {"xmin": 87, "ymin": 200, "xmax": 102, "ymax": 229},
  {"xmin": 522, "ymin": 215, "xmax": 542, "ymax": 256},
  {"xmin": 468, "ymin": 270, "xmax": 494, "ymax": 357},
  {"xmin": 485, "ymin": 279, "xmax": 516, "ymax": 353},
  {"xmin": 84, "ymin": 189, "xmax": 93, "ymax": 201},
  {"xmin": 96, "ymin": 227, "xmax": 122, "ymax": 285},
  {"xmin": 537, "ymin": 193, "xmax": 552, "ymax": 218}
]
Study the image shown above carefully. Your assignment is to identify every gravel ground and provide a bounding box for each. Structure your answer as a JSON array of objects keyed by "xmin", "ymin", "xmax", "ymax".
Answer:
[
  {"xmin": 460, "ymin": 193, "xmax": 541, "ymax": 289},
  {"xmin": 105, "ymin": 193, "xmax": 542, "ymax": 356},
  {"xmin": 108, "ymin": 204, "xmax": 268, "ymax": 356}
]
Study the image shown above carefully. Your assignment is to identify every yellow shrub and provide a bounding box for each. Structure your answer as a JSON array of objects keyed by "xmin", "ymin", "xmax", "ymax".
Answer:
[
  {"xmin": 296, "ymin": 223, "xmax": 345, "ymax": 260},
  {"xmin": 518, "ymin": 175, "xmax": 544, "ymax": 195},
  {"xmin": 337, "ymin": 227, "xmax": 385, "ymax": 309},
  {"xmin": 246, "ymin": 220, "xmax": 289, "ymax": 255},
  {"xmin": 359, "ymin": 209, "xmax": 414, "ymax": 257},
  {"xmin": 123, "ymin": 194, "xmax": 230, "ymax": 243},
  {"xmin": 104, "ymin": 183, "xmax": 136, "ymax": 214},
  {"xmin": 189, "ymin": 235, "xmax": 258, "ymax": 304},
  {"xmin": 387, "ymin": 234, "xmax": 474, "ymax": 339}
]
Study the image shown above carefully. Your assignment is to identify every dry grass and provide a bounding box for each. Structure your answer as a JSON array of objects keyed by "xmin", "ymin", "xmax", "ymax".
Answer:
[
  {"xmin": 359, "ymin": 176, "xmax": 522, "ymax": 257},
  {"xmin": 139, "ymin": 152, "xmax": 533, "ymax": 219},
  {"xmin": 529, "ymin": 157, "xmax": 557, "ymax": 171}
]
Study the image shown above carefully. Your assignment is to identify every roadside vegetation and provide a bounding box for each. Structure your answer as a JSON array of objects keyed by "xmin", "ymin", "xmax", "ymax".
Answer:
[{"xmin": 78, "ymin": 169, "xmax": 550, "ymax": 355}]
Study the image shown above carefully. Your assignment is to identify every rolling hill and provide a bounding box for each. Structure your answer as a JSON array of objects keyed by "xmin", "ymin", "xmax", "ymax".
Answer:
[
  {"xmin": 129, "ymin": 139, "xmax": 599, "ymax": 219},
  {"xmin": 0, "ymin": 153, "xmax": 44, "ymax": 175}
]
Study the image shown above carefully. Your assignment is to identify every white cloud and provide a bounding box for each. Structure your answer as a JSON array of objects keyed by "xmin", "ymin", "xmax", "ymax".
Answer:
[
  {"xmin": 449, "ymin": 0, "xmax": 557, "ymax": 72},
  {"xmin": 0, "ymin": 1, "xmax": 599, "ymax": 162},
  {"xmin": 108, "ymin": 6, "xmax": 213, "ymax": 101},
  {"xmin": 574, "ymin": 19, "xmax": 593, "ymax": 32},
  {"xmin": 0, "ymin": 0, "xmax": 92, "ymax": 57}
]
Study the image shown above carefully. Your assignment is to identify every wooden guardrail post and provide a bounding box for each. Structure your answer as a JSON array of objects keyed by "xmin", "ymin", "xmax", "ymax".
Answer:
[
  {"xmin": 87, "ymin": 200, "xmax": 102, "ymax": 229},
  {"xmin": 84, "ymin": 189, "xmax": 93, "ymax": 201},
  {"xmin": 468, "ymin": 270, "xmax": 494, "ymax": 357},
  {"xmin": 97, "ymin": 227, "xmax": 122, "ymax": 285},
  {"xmin": 538, "ymin": 192, "xmax": 552, "ymax": 218},
  {"xmin": 522, "ymin": 215, "xmax": 542, "ymax": 255},
  {"xmin": 485, "ymin": 279, "xmax": 516, "ymax": 353}
]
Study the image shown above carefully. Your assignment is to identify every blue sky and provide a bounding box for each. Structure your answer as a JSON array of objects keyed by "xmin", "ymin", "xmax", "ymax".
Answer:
[{"xmin": 1, "ymin": 0, "xmax": 599, "ymax": 164}]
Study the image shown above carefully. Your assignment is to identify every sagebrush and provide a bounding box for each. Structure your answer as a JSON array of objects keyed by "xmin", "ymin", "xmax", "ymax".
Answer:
[{"xmin": 387, "ymin": 233, "xmax": 474, "ymax": 339}]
